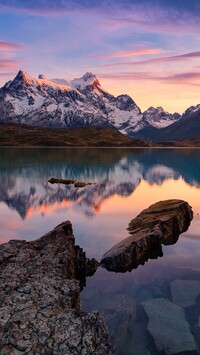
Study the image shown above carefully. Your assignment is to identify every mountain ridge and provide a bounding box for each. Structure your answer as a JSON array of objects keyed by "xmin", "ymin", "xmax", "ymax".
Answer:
[{"xmin": 0, "ymin": 70, "xmax": 199, "ymax": 142}]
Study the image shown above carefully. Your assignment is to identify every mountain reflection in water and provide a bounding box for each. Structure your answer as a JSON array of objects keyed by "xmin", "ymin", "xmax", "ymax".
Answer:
[{"xmin": 0, "ymin": 148, "xmax": 200, "ymax": 220}]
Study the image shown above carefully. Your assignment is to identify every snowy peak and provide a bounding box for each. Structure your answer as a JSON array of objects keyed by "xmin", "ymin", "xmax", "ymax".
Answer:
[
  {"xmin": 12, "ymin": 70, "xmax": 36, "ymax": 86},
  {"xmin": 182, "ymin": 104, "xmax": 200, "ymax": 118},
  {"xmin": 6, "ymin": 70, "xmax": 71, "ymax": 92},
  {"xmin": 70, "ymin": 72, "xmax": 101, "ymax": 91},
  {"xmin": 143, "ymin": 106, "xmax": 181, "ymax": 129}
]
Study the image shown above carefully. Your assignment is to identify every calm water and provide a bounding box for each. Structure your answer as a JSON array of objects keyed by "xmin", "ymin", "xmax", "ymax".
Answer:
[{"xmin": 1, "ymin": 148, "xmax": 200, "ymax": 354}]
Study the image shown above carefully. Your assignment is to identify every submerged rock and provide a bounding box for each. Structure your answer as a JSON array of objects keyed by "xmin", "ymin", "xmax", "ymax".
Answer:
[
  {"xmin": 0, "ymin": 221, "xmax": 111, "ymax": 354},
  {"xmin": 171, "ymin": 279, "xmax": 200, "ymax": 307},
  {"xmin": 142, "ymin": 298, "xmax": 198, "ymax": 354},
  {"xmin": 101, "ymin": 199, "xmax": 193, "ymax": 272}
]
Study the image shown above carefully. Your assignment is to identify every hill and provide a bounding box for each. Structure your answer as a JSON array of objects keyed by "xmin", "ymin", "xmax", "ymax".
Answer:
[{"xmin": 0, "ymin": 123, "xmax": 153, "ymax": 147}]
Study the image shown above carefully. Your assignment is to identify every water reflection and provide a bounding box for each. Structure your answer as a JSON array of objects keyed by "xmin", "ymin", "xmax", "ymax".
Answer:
[{"xmin": 0, "ymin": 148, "xmax": 200, "ymax": 220}]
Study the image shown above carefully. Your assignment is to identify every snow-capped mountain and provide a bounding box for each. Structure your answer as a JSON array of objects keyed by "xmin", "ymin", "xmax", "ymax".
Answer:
[
  {"xmin": 182, "ymin": 104, "xmax": 200, "ymax": 119},
  {"xmin": 0, "ymin": 70, "xmax": 148, "ymax": 135},
  {"xmin": 143, "ymin": 106, "xmax": 181, "ymax": 129}
]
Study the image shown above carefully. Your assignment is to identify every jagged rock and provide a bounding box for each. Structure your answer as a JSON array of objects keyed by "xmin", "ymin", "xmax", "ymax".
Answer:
[
  {"xmin": 142, "ymin": 298, "xmax": 198, "ymax": 354},
  {"xmin": 171, "ymin": 279, "xmax": 200, "ymax": 307},
  {"xmin": 101, "ymin": 199, "xmax": 193, "ymax": 272},
  {"xmin": 0, "ymin": 221, "xmax": 111, "ymax": 354}
]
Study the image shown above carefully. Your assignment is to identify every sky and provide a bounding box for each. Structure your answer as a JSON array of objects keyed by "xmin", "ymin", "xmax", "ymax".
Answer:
[{"xmin": 1, "ymin": 0, "xmax": 200, "ymax": 113}]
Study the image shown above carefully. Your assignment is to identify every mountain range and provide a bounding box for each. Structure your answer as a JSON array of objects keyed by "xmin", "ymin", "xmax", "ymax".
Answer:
[{"xmin": 0, "ymin": 70, "xmax": 200, "ymax": 142}]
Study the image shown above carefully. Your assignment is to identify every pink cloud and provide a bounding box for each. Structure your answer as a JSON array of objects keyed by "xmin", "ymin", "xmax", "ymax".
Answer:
[
  {"xmin": 99, "ymin": 72, "xmax": 155, "ymax": 80},
  {"xmin": 0, "ymin": 59, "xmax": 26, "ymax": 69},
  {"xmin": 98, "ymin": 70, "xmax": 200, "ymax": 86},
  {"xmin": 95, "ymin": 48, "xmax": 167, "ymax": 60},
  {"xmin": 0, "ymin": 41, "xmax": 25, "ymax": 51},
  {"xmin": 0, "ymin": 72, "xmax": 15, "ymax": 77},
  {"xmin": 89, "ymin": 51, "xmax": 200, "ymax": 69}
]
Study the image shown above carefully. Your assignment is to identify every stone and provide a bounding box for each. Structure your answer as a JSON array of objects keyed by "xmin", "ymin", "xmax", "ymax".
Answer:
[
  {"xmin": 142, "ymin": 298, "xmax": 197, "ymax": 354},
  {"xmin": 171, "ymin": 279, "xmax": 200, "ymax": 307},
  {"xmin": 0, "ymin": 221, "xmax": 111, "ymax": 354},
  {"xmin": 48, "ymin": 177, "xmax": 94, "ymax": 188},
  {"xmin": 101, "ymin": 199, "xmax": 193, "ymax": 272},
  {"xmin": 48, "ymin": 177, "xmax": 76, "ymax": 185}
]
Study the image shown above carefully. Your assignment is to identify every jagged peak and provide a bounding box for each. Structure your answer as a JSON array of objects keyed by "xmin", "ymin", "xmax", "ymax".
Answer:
[
  {"xmin": 70, "ymin": 72, "xmax": 100, "ymax": 90},
  {"xmin": 82, "ymin": 72, "xmax": 97, "ymax": 80},
  {"xmin": 8, "ymin": 70, "xmax": 71, "ymax": 91},
  {"xmin": 14, "ymin": 70, "xmax": 35, "ymax": 84},
  {"xmin": 145, "ymin": 106, "xmax": 165, "ymax": 112}
]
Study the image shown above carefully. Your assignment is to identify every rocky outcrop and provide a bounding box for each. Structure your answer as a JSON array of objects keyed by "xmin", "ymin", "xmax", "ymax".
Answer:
[
  {"xmin": 101, "ymin": 199, "xmax": 193, "ymax": 272},
  {"xmin": 142, "ymin": 298, "xmax": 198, "ymax": 354},
  {"xmin": 0, "ymin": 221, "xmax": 111, "ymax": 354}
]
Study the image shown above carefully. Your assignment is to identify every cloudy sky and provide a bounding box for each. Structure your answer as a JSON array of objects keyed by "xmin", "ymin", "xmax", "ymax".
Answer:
[{"xmin": 1, "ymin": 0, "xmax": 200, "ymax": 112}]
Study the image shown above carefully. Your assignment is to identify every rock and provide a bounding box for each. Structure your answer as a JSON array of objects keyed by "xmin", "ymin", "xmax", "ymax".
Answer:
[
  {"xmin": 171, "ymin": 279, "xmax": 200, "ymax": 307},
  {"xmin": 74, "ymin": 181, "xmax": 88, "ymax": 188},
  {"xmin": 0, "ymin": 221, "xmax": 111, "ymax": 354},
  {"xmin": 48, "ymin": 177, "xmax": 76, "ymax": 185},
  {"xmin": 101, "ymin": 199, "xmax": 193, "ymax": 272},
  {"xmin": 48, "ymin": 177, "xmax": 94, "ymax": 188},
  {"xmin": 142, "ymin": 298, "xmax": 197, "ymax": 354}
]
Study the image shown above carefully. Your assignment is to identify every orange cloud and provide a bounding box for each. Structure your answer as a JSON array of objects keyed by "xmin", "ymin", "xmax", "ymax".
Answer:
[{"xmin": 95, "ymin": 48, "xmax": 167, "ymax": 60}]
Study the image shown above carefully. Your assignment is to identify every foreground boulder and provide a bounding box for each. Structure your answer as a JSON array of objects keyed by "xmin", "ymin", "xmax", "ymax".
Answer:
[
  {"xmin": 0, "ymin": 221, "xmax": 111, "ymax": 354},
  {"xmin": 101, "ymin": 199, "xmax": 193, "ymax": 272}
]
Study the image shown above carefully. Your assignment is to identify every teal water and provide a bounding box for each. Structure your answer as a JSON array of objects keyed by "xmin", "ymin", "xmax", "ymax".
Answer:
[{"xmin": 0, "ymin": 147, "xmax": 200, "ymax": 354}]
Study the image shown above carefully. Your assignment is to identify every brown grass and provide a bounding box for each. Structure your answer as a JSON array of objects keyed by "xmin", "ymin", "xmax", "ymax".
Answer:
[{"xmin": 0, "ymin": 123, "xmax": 152, "ymax": 147}]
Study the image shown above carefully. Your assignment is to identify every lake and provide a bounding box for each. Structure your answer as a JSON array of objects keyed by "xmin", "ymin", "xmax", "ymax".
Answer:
[{"xmin": 1, "ymin": 147, "xmax": 200, "ymax": 354}]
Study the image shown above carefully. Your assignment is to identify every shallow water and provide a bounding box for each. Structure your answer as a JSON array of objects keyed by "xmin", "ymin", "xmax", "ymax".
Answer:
[{"xmin": 1, "ymin": 147, "xmax": 200, "ymax": 354}]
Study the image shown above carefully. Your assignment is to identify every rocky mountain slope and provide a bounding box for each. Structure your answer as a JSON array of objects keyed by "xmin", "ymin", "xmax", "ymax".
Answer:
[
  {"xmin": 143, "ymin": 106, "xmax": 180, "ymax": 129},
  {"xmin": 0, "ymin": 70, "xmax": 147, "ymax": 136},
  {"xmin": 136, "ymin": 106, "xmax": 200, "ymax": 142},
  {"xmin": 0, "ymin": 70, "xmax": 182, "ymax": 137}
]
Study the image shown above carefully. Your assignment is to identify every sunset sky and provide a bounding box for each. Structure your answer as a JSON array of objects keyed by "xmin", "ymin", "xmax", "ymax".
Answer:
[{"xmin": 1, "ymin": 0, "xmax": 200, "ymax": 113}]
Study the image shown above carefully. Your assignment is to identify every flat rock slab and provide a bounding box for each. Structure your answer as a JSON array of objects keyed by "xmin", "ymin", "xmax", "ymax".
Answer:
[
  {"xmin": 0, "ymin": 221, "xmax": 111, "ymax": 354},
  {"xmin": 101, "ymin": 199, "xmax": 193, "ymax": 272},
  {"xmin": 171, "ymin": 279, "xmax": 200, "ymax": 307},
  {"xmin": 142, "ymin": 298, "xmax": 197, "ymax": 354}
]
